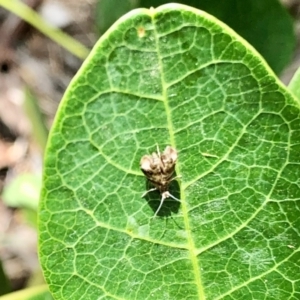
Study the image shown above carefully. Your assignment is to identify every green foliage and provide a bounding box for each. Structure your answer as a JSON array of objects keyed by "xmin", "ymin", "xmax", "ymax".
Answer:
[
  {"xmin": 2, "ymin": 174, "xmax": 41, "ymax": 211},
  {"xmin": 23, "ymin": 87, "xmax": 48, "ymax": 152},
  {"xmin": 0, "ymin": 285, "xmax": 51, "ymax": 300},
  {"xmin": 195, "ymin": 0, "xmax": 295, "ymax": 75},
  {"xmin": 95, "ymin": 0, "xmax": 137, "ymax": 34},
  {"xmin": 96, "ymin": 0, "xmax": 295, "ymax": 74},
  {"xmin": 39, "ymin": 3, "xmax": 300, "ymax": 300},
  {"xmin": 0, "ymin": 260, "xmax": 11, "ymax": 296}
]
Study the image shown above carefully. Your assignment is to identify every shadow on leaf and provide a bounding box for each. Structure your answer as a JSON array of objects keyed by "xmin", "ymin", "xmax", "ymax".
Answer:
[{"xmin": 142, "ymin": 177, "xmax": 181, "ymax": 217}]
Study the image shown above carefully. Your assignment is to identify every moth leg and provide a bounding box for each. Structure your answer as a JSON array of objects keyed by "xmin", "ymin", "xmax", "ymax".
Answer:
[
  {"xmin": 153, "ymin": 194, "xmax": 165, "ymax": 217},
  {"xmin": 167, "ymin": 192, "xmax": 181, "ymax": 202},
  {"xmin": 152, "ymin": 192, "xmax": 181, "ymax": 217},
  {"xmin": 141, "ymin": 187, "xmax": 157, "ymax": 198}
]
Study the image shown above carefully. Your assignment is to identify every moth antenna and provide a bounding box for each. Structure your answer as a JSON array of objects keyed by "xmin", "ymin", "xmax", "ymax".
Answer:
[
  {"xmin": 170, "ymin": 175, "xmax": 182, "ymax": 182},
  {"xmin": 156, "ymin": 143, "xmax": 160, "ymax": 156},
  {"xmin": 141, "ymin": 187, "xmax": 157, "ymax": 198}
]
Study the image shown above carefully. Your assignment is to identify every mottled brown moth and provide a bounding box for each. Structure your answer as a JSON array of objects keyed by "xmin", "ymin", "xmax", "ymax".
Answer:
[{"xmin": 140, "ymin": 145, "xmax": 180, "ymax": 216}]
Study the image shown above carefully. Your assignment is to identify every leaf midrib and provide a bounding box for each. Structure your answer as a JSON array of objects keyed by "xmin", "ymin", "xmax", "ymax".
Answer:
[{"xmin": 150, "ymin": 8, "xmax": 205, "ymax": 300}]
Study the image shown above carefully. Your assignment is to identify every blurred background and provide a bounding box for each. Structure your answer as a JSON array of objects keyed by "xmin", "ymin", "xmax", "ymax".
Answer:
[{"xmin": 0, "ymin": 0, "xmax": 299, "ymax": 297}]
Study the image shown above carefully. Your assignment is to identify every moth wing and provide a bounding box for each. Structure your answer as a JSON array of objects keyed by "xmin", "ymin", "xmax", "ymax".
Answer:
[
  {"xmin": 140, "ymin": 154, "xmax": 161, "ymax": 176},
  {"xmin": 140, "ymin": 155, "xmax": 152, "ymax": 171},
  {"xmin": 160, "ymin": 146, "xmax": 177, "ymax": 174},
  {"xmin": 163, "ymin": 146, "xmax": 178, "ymax": 163}
]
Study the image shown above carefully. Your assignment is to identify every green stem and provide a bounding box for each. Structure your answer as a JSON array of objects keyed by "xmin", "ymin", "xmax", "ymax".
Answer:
[
  {"xmin": 23, "ymin": 86, "xmax": 48, "ymax": 152},
  {"xmin": 0, "ymin": 0, "xmax": 90, "ymax": 60}
]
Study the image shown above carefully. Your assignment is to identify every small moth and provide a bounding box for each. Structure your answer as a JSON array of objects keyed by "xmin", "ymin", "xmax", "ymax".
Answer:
[{"xmin": 140, "ymin": 145, "xmax": 180, "ymax": 216}]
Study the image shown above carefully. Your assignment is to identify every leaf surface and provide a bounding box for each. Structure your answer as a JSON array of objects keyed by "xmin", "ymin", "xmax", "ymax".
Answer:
[
  {"xmin": 289, "ymin": 67, "xmax": 300, "ymax": 100},
  {"xmin": 39, "ymin": 4, "xmax": 300, "ymax": 300}
]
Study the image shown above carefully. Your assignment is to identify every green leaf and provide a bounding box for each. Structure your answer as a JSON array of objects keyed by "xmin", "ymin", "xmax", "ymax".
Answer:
[
  {"xmin": 96, "ymin": 0, "xmax": 137, "ymax": 35},
  {"xmin": 193, "ymin": 0, "xmax": 295, "ymax": 75},
  {"xmin": 288, "ymin": 67, "xmax": 300, "ymax": 100},
  {"xmin": 96, "ymin": 0, "xmax": 295, "ymax": 74},
  {"xmin": 39, "ymin": 4, "xmax": 300, "ymax": 299}
]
